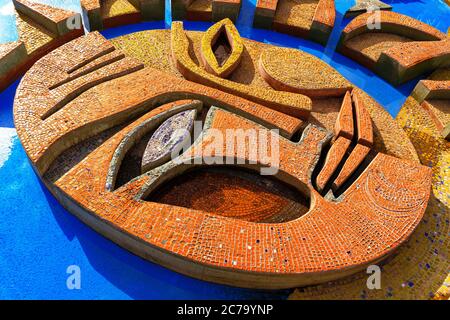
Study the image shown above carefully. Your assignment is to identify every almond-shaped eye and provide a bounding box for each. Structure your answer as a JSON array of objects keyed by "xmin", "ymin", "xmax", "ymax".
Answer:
[
  {"xmin": 106, "ymin": 100, "xmax": 203, "ymax": 191},
  {"xmin": 141, "ymin": 109, "xmax": 197, "ymax": 173}
]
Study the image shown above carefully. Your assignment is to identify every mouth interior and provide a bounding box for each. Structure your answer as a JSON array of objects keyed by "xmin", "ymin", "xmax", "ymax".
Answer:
[{"xmin": 145, "ymin": 166, "xmax": 310, "ymax": 223}]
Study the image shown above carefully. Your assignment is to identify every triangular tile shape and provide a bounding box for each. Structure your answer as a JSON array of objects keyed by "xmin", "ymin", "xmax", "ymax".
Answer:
[{"xmin": 13, "ymin": 0, "xmax": 81, "ymax": 35}]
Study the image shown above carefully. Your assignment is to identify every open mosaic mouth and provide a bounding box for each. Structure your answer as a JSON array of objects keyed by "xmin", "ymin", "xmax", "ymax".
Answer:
[
  {"xmin": 2, "ymin": 0, "xmax": 448, "ymax": 296},
  {"xmin": 146, "ymin": 166, "xmax": 311, "ymax": 223}
]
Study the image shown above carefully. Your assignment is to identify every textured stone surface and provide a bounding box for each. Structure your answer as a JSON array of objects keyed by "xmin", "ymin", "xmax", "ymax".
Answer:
[
  {"xmin": 200, "ymin": 18, "xmax": 243, "ymax": 78},
  {"xmin": 259, "ymin": 46, "xmax": 352, "ymax": 97},
  {"xmin": 410, "ymin": 69, "xmax": 450, "ymax": 140},
  {"xmin": 14, "ymin": 32, "xmax": 303, "ymax": 174},
  {"xmin": 332, "ymin": 143, "xmax": 371, "ymax": 191},
  {"xmin": 13, "ymin": 0, "xmax": 80, "ymax": 36},
  {"xmin": 112, "ymin": 28, "xmax": 419, "ymax": 162},
  {"xmin": 412, "ymin": 79, "xmax": 450, "ymax": 103},
  {"xmin": 353, "ymin": 90, "xmax": 373, "ymax": 147},
  {"xmin": 172, "ymin": 0, "xmax": 241, "ymax": 22},
  {"xmin": 101, "ymin": 0, "xmax": 142, "ymax": 29},
  {"xmin": 334, "ymin": 91, "xmax": 354, "ymax": 139},
  {"xmin": 316, "ymin": 135, "xmax": 352, "ymax": 192},
  {"xmin": 171, "ymin": 21, "xmax": 312, "ymax": 119},
  {"xmin": 150, "ymin": 167, "xmax": 310, "ymax": 222},
  {"xmin": 0, "ymin": 2, "xmax": 84, "ymax": 92},
  {"xmin": 377, "ymin": 39, "xmax": 450, "ymax": 84},
  {"xmin": 344, "ymin": 33, "xmax": 410, "ymax": 69},
  {"xmin": 142, "ymin": 108, "xmax": 197, "ymax": 173},
  {"xmin": 345, "ymin": 0, "xmax": 392, "ymax": 18},
  {"xmin": 340, "ymin": 11, "xmax": 446, "ymax": 42},
  {"xmin": 338, "ymin": 11, "xmax": 448, "ymax": 84},
  {"xmin": 254, "ymin": 0, "xmax": 335, "ymax": 45},
  {"xmin": 12, "ymin": 28, "xmax": 433, "ymax": 290},
  {"xmin": 290, "ymin": 81, "xmax": 449, "ymax": 300},
  {"xmin": 0, "ymin": 41, "xmax": 27, "ymax": 90},
  {"xmin": 253, "ymin": 0, "xmax": 277, "ymax": 29},
  {"xmin": 395, "ymin": 97, "xmax": 450, "ymax": 300},
  {"xmin": 81, "ymin": 0, "xmax": 103, "ymax": 30},
  {"xmin": 315, "ymin": 89, "xmax": 373, "ymax": 194},
  {"xmin": 45, "ymin": 102, "xmax": 430, "ymax": 288},
  {"xmin": 82, "ymin": 0, "xmax": 164, "ymax": 31}
]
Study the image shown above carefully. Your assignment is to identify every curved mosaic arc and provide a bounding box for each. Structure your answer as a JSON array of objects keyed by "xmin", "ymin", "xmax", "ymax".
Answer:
[
  {"xmin": 171, "ymin": 0, "xmax": 242, "ymax": 22},
  {"xmin": 338, "ymin": 11, "xmax": 449, "ymax": 85},
  {"xmin": 14, "ymin": 32, "xmax": 433, "ymax": 289}
]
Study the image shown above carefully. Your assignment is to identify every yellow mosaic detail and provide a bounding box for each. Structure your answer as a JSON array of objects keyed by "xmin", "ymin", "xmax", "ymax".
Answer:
[{"xmin": 200, "ymin": 18, "xmax": 244, "ymax": 78}]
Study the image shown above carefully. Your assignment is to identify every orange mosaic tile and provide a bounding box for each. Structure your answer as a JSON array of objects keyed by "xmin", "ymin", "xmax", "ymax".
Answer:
[
  {"xmin": 171, "ymin": 21, "xmax": 312, "ymax": 119},
  {"xmin": 332, "ymin": 143, "xmax": 371, "ymax": 191},
  {"xmin": 290, "ymin": 69, "xmax": 449, "ymax": 299},
  {"xmin": 315, "ymin": 89, "xmax": 374, "ymax": 194},
  {"xmin": 111, "ymin": 26, "xmax": 420, "ymax": 166},
  {"xmin": 254, "ymin": 0, "xmax": 335, "ymax": 45},
  {"xmin": 14, "ymin": 32, "xmax": 303, "ymax": 174},
  {"xmin": 150, "ymin": 168, "xmax": 309, "ymax": 223},
  {"xmin": 0, "ymin": 0, "xmax": 84, "ymax": 92},
  {"xmin": 353, "ymin": 90, "xmax": 373, "ymax": 147},
  {"xmin": 12, "ymin": 26, "xmax": 433, "ymax": 290},
  {"xmin": 340, "ymin": 11, "xmax": 445, "ymax": 43},
  {"xmin": 334, "ymin": 91, "xmax": 354, "ymax": 139}
]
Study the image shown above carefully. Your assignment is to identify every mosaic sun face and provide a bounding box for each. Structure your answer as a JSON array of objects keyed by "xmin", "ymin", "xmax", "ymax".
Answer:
[{"xmin": 13, "ymin": 20, "xmax": 432, "ymax": 289}]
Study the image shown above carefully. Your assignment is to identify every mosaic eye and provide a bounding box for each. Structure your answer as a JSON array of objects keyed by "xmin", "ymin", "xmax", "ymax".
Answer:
[{"xmin": 141, "ymin": 108, "xmax": 197, "ymax": 173}]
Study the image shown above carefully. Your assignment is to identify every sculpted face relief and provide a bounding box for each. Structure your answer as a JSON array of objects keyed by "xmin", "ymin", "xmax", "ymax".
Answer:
[{"xmin": 13, "ymin": 21, "xmax": 432, "ymax": 289}]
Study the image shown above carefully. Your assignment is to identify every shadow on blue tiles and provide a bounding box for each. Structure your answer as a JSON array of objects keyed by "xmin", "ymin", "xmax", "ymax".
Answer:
[
  {"xmin": 0, "ymin": 78, "xmax": 20, "ymax": 128},
  {"xmin": 38, "ymin": 178, "xmax": 291, "ymax": 300}
]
